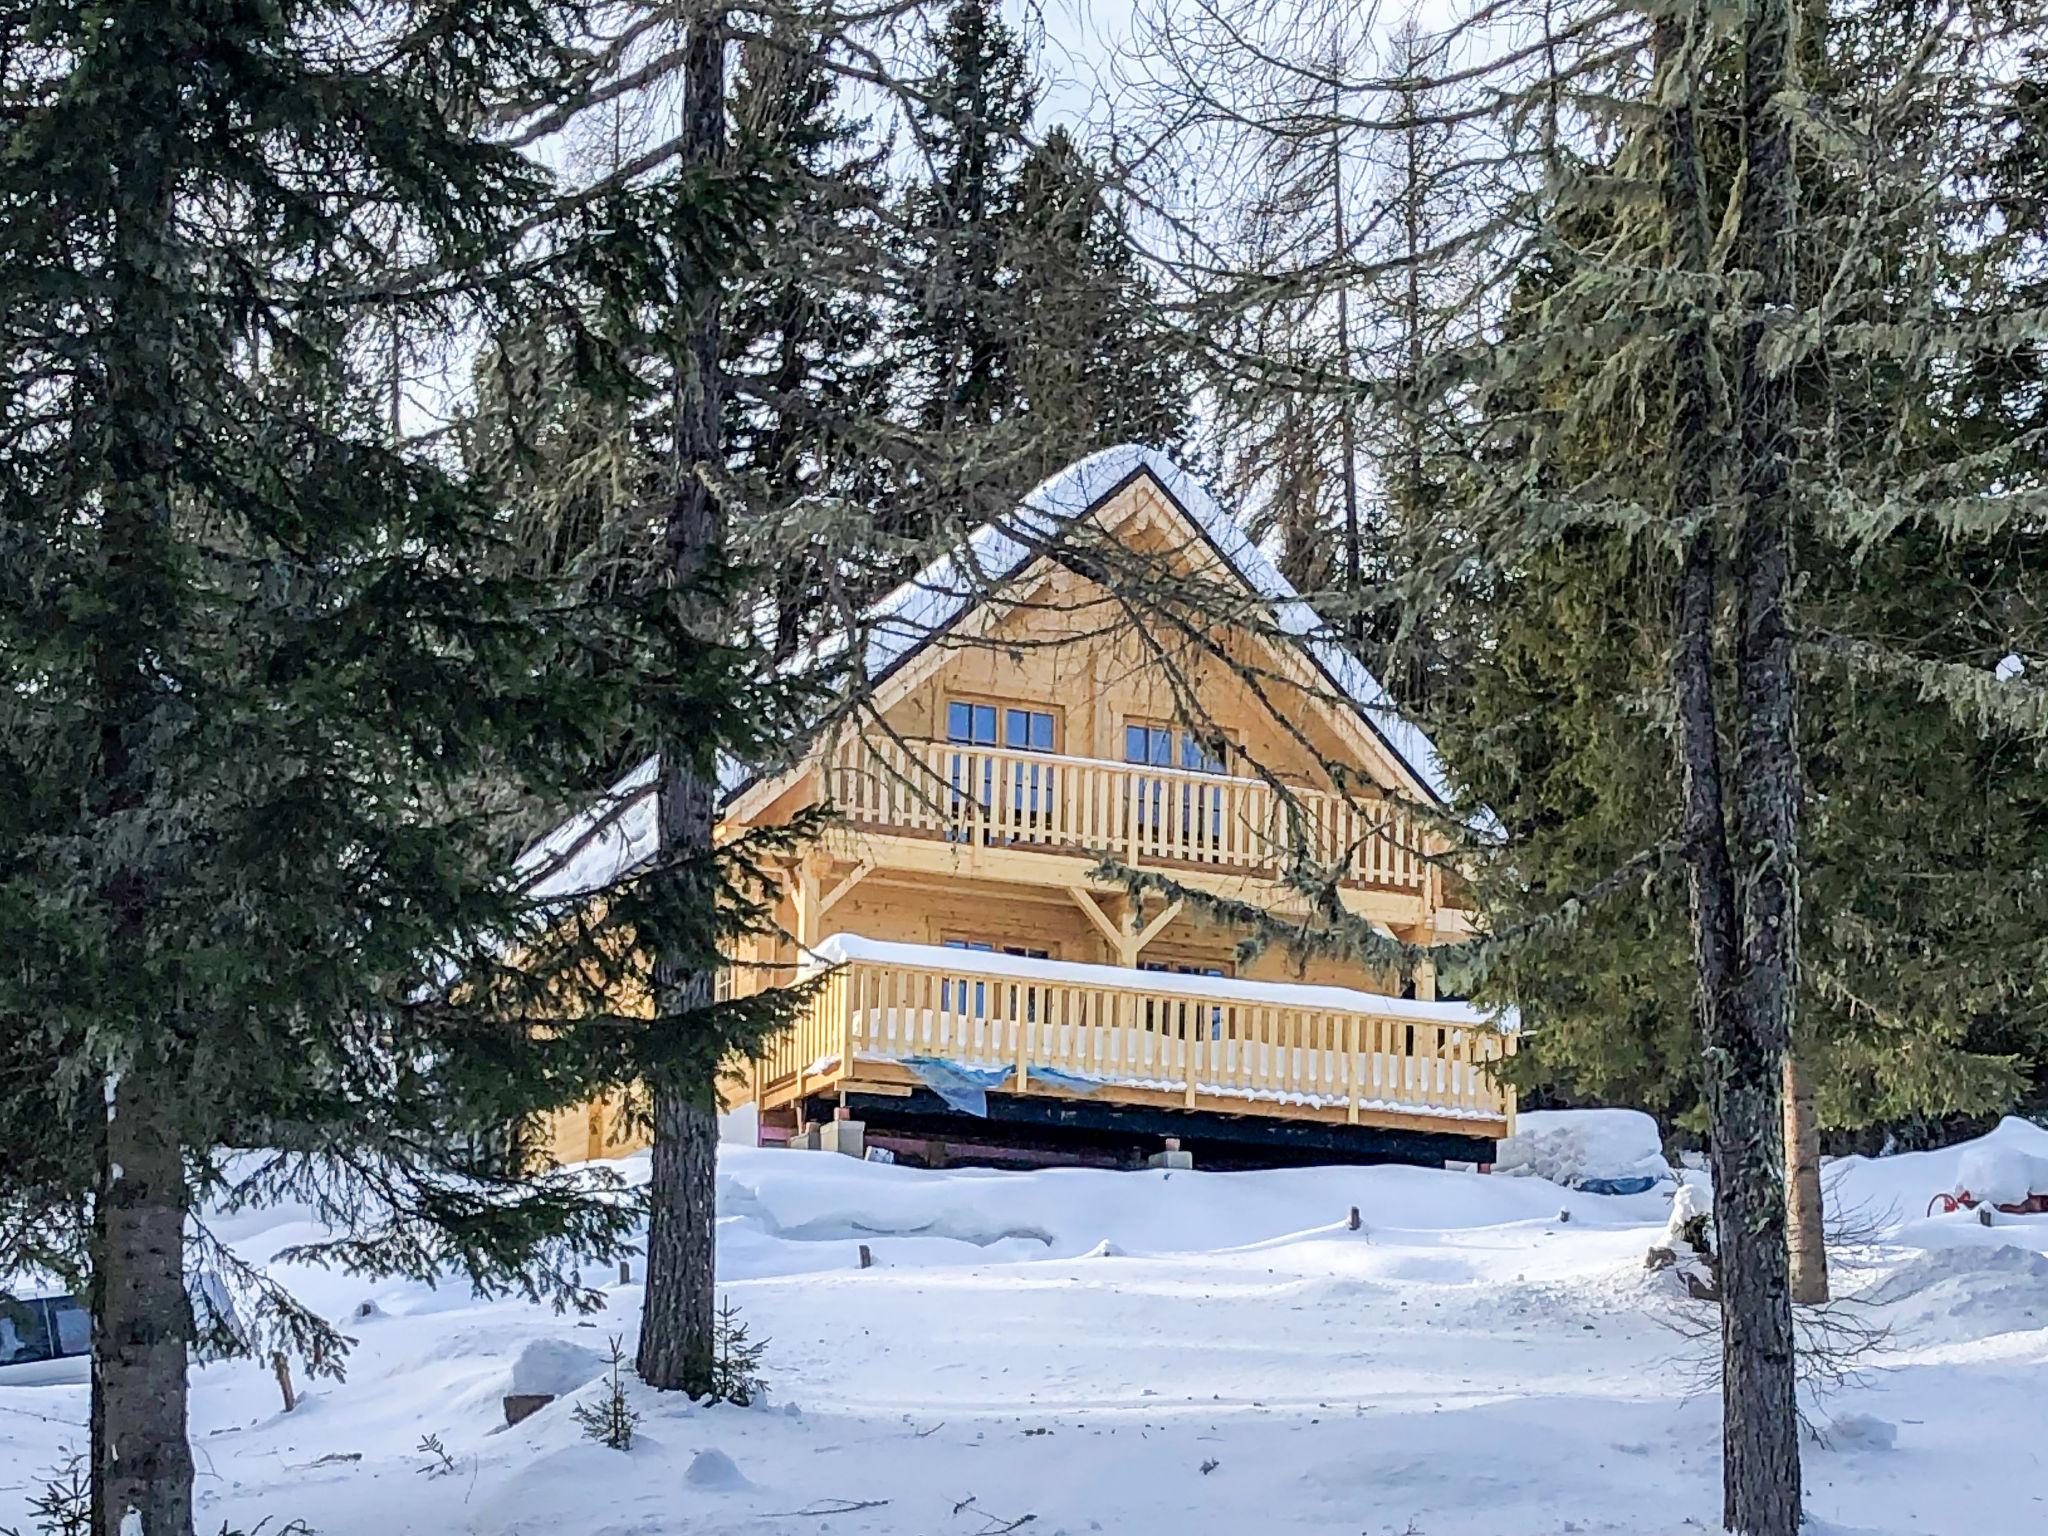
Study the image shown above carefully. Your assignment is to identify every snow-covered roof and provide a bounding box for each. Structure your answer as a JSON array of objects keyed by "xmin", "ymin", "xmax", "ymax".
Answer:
[{"xmin": 518, "ymin": 444, "xmax": 1454, "ymax": 903}]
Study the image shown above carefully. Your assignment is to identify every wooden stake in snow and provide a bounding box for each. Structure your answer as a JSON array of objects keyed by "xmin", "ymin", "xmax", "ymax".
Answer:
[
  {"xmin": 858, "ymin": 1243, "xmax": 873, "ymax": 1270},
  {"xmin": 272, "ymin": 1351, "xmax": 296, "ymax": 1413},
  {"xmin": 1347, "ymin": 1206, "xmax": 1361, "ymax": 1232}
]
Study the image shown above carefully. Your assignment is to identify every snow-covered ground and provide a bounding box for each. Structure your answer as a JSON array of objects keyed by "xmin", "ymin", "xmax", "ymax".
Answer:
[{"xmin": 5, "ymin": 1117, "xmax": 2047, "ymax": 1536}]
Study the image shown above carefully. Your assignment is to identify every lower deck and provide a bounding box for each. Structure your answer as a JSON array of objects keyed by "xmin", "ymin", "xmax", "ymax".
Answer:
[{"xmin": 749, "ymin": 935, "xmax": 1514, "ymax": 1167}]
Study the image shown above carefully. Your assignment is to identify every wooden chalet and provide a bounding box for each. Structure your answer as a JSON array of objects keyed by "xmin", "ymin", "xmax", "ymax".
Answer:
[{"xmin": 531, "ymin": 446, "xmax": 1515, "ymax": 1170}]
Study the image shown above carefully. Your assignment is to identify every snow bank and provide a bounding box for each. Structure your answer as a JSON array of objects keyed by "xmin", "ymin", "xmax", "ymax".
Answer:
[
  {"xmin": 1493, "ymin": 1109, "xmax": 1673, "ymax": 1191},
  {"xmin": 1859, "ymin": 1244, "xmax": 2048, "ymax": 1343},
  {"xmin": 510, "ymin": 1338, "xmax": 606, "ymax": 1398},
  {"xmin": 10, "ymin": 1116, "xmax": 2048, "ymax": 1536},
  {"xmin": 1824, "ymin": 1116, "xmax": 2048, "ymax": 1229}
]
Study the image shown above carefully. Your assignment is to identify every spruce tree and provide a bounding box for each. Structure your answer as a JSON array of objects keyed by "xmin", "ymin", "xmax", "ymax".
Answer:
[
  {"xmin": 896, "ymin": 0, "xmax": 1038, "ymax": 438},
  {"xmin": 725, "ymin": 13, "xmax": 900, "ymax": 659},
  {"xmin": 0, "ymin": 4, "xmax": 725, "ymax": 1529},
  {"xmin": 1007, "ymin": 127, "xmax": 1190, "ymax": 479}
]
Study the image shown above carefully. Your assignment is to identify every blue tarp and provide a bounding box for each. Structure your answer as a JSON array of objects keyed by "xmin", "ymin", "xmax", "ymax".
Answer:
[
  {"xmin": 1573, "ymin": 1175, "xmax": 1660, "ymax": 1197},
  {"xmin": 898, "ymin": 1059, "xmax": 1107, "ymax": 1117},
  {"xmin": 901, "ymin": 1058, "xmax": 1012, "ymax": 1117}
]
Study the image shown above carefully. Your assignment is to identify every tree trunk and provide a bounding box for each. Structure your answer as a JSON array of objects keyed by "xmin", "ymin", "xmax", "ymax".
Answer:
[
  {"xmin": 1330, "ymin": 79, "xmax": 1364, "ymax": 658},
  {"xmin": 1723, "ymin": 0, "xmax": 1804, "ymax": 1528},
  {"xmin": 1655, "ymin": 12, "xmax": 1801, "ymax": 1532},
  {"xmin": 90, "ymin": 47, "xmax": 193, "ymax": 1526},
  {"xmin": 1784, "ymin": 1050, "xmax": 1829, "ymax": 1304},
  {"xmin": 93, "ymin": 1055, "xmax": 195, "ymax": 1536},
  {"xmin": 638, "ymin": 5, "xmax": 730, "ymax": 1399}
]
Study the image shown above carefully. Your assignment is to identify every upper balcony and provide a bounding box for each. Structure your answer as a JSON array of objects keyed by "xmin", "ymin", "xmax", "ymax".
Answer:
[{"xmin": 820, "ymin": 736, "xmax": 1445, "ymax": 910}]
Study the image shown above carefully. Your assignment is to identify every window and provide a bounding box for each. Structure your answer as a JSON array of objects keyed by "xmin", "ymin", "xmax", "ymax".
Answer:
[
  {"xmin": 1140, "ymin": 959, "xmax": 1228, "ymax": 1037},
  {"xmin": 947, "ymin": 700, "xmax": 1058, "ymax": 837},
  {"xmin": 1124, "ymin": 723, "xmax": 1225, "ymax": 773},
  {"xmin": 0, "ymin": 1294, "xmax": 88, "ymax": 1367},
  {"xmin": 940, "ymin": 938, "xmax": 1051, "ymax": 1017},
  {"xmin": 1125, "ymin": 721, "xmax": 1229, "ymax": 846},
  {"xmin": 948, "ymin": 701, "xmax": 1054, "ymax": 752}
]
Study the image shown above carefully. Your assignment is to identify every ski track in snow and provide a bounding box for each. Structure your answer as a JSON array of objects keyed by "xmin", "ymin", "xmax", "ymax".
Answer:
[{"xmin": 5, "ymin": 1117, "xmax": 2047, "ymax": 1536}]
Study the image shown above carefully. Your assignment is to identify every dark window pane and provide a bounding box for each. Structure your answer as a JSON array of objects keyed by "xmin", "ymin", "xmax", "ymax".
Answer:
[
  {"xmin": 0, "ymin": 1298, "xmax": 54, "ymax": 1366},
  {"xmin": 48, "ymin": 1298, "xmax": 88, "ymax": 1357}
]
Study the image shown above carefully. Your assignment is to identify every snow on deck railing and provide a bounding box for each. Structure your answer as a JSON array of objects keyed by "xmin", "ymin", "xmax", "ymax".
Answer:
[{"xmin": 759, "ymin": 936, "xmax": 1516, "ymax": 1129}]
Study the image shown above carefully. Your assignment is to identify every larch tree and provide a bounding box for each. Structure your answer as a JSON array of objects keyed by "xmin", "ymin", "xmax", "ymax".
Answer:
[{"xmin": 1120, "ymin": 0, "xmax": 2047, "ymax": 1529}]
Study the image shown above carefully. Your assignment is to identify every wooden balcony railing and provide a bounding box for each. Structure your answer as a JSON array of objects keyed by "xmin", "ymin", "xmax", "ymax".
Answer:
[
  {"xmin": 759, "ymin": 938, "xmax": 1514, "ymax": 1129},
  {"xmin": 824, "ymin": 737, "xmax": 1435, "ymax": 893}
]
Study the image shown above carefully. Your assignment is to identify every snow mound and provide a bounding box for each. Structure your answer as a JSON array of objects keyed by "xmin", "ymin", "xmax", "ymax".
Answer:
[
  {"xmin": 1955, "ymin": 1141, "xmax": 2048, "ymax": 1206},
  {"xmin": 1494, "ymin": 1109, "xmax": 1672, "ymax": 1190},
  {"xmin": 1818, "ymin": 1414, "xmax": 1897, "ymax": 1453},
  {"xmin": 1861, "ymin": 1244, "xmax": 2048, "ymax": 1343},
  {"xmin": 683, "ymin": 1447, "xmax": 750, "ymax": 1490},
  {"xmin": 1823, "ymin": 1115, "xmax": 2048, "ymax": 1224},
  {"xmin": 511, "ymin": 1337, "xmax": 607, "ymax": 1398}
]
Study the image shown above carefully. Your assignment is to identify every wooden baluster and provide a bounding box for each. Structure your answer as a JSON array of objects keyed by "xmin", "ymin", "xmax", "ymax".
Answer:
[{"xmin": 1344, "ymin": 1013, "xmax": 1360, "ymax": 1124}]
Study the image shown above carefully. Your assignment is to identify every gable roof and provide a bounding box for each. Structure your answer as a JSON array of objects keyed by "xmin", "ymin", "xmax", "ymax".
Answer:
[{"xmin": 518, "ymin": 444, "xmax": 1454, "ymax": 903}]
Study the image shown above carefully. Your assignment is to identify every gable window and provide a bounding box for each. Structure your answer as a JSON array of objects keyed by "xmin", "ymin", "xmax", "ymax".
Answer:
[
  {"xmin": 1125, "ymin": 720, "xmax": 1229, "ymax": 848},
  {"xmin": 948, "ymin": 700, "xmax": 1055, "ymax": 752},
  {"xmin": 947, "ymin": 699, "xmax": 1058, "ymax": 837},
  {"xmin": 1124, "ymin": 723, "xmax": 1226, "ymax": 774}
]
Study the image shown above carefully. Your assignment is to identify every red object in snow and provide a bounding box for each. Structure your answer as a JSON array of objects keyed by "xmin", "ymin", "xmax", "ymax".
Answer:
[{"xmin": 1926, "ymin": 1189, "xmax": 2048, "ymax": 1218}]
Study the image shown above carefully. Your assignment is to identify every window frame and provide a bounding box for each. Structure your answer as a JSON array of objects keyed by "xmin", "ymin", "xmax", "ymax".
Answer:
[
  {"xmin": 1121, "ymin": 717, "xmax": 1232, "ymax": 774},
  {"xmin": 944, "ymin": 693, "xmax": 1061, "ymax": 755}
]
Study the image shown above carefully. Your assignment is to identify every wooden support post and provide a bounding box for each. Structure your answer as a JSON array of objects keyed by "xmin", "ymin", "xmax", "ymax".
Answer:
[
  {"xmin": 792, "ymin": 865, "xmax": 821, "ymax": 950},
  {"xmin": 272, "ymin": 1351, "xmax": 296, "ymax": 1413},
  {"xmin": 858, "ymin": 1243, "xmax": 873, "ymax": 1269},
  {"xmin": 1066, "ymin": 885, "xmax": 1125, "ymax": 962},
  {"xmin": 1347, "ymin": 1206, "xmax": 1361, "ymax": 1232}
]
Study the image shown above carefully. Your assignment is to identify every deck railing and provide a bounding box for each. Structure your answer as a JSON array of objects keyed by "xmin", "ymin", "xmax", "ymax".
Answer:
[
  {"xmin": 759, "ymin": 946, "xmax": 1514, "ymax": 1128},
  {"xmin": 825, "ymin": 737, "xmax": 1433, "ymax": 892}
]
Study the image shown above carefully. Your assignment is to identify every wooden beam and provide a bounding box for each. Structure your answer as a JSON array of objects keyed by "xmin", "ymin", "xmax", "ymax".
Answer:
[
  {"xmin": 818, "ymin": 858, "xmax": 874, "ymax": 917},
  {"xmin": 1066, "ymin": 885, "xmax": 1124, "ymax": 953},
  {"xmin": 1127, "ymin": 898, "xmax": 1184, "ymax": 963}
]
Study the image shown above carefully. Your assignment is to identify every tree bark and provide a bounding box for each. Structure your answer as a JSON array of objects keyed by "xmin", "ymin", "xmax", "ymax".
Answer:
[
  {"xmin": 638, "ymin": 4, "xmax": 729, "ymax": 1399},
  {"xmin": 94, "ymin": 1058, "xmax": 196, "ymax": 1536},
  {"xmin": 1655, "ymin": 11, "xmax": 1801, "ymax": 1532},
  {"xmin": 1723, "ymin": 0, "xmax": 1805, "ymax": 1528},
  {"xmin": 1784, "ymin": 1050, "xmax": 1829, "ymax": 1304},
  {"xmin": 1330, "ymin": 79, "xmax": 1364, "ymax": 658},
  {"xmin": 89, "ymin": 37, "xmax": 195, "ymax": 1526}
]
